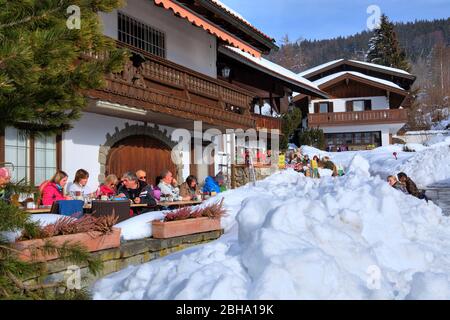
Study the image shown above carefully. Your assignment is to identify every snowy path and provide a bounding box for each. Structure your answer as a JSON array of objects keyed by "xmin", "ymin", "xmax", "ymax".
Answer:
[{"xmin": 425, "ymin": 186, "xmax": 450, "ymax": 216}]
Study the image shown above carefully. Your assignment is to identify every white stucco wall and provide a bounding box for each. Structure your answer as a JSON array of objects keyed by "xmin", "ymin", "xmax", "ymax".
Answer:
[
  {"xmin": 319, "ymin": 123, "xmax": 404, "ymax": 146},
  {"xmin": 99, "ymin": 0, "xmax": 217, "ymax": 78},
  {"xmin": 61, "ymin": 112, "xmax": 191, "ymax": 192},
  {"xmin": 309, "ymin": 96, "xmax": 389, "ymax": 113}
]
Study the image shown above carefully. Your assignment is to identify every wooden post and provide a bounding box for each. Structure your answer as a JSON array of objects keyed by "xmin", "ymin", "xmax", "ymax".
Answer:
[{"xmin": 0, "ymin": 128, "xmax": 4, "ymax": 164}]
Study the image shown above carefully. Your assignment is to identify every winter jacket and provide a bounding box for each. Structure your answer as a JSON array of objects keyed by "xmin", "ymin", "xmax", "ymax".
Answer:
[
  {"xmin": 41, "ymin": 182, "xmax": 66, "ymax": 206},
  {"xmin": 157, "ymin": 181, "xmax": 182, "ymax": 201},
  {"xmin": 203, "ymin": 176, "xmax": 221, "ymax": 194},
  {"xmin": 404, "ymin": 177, "xmax": 421, "ymax": 198},
  {"xmin": 97, "ymin": 184, "xmax": 116, "ymax": 198},
  {"xmin": 179, "ymin": 182, "xmax": 201, "ymax": 198},
  {"xmin": 393, "ymin": 182, "xmax": 408, "ymax": 194},
  {"xmin": 117, "ymin": 182, "xmax": 157, "ymax": 207}
]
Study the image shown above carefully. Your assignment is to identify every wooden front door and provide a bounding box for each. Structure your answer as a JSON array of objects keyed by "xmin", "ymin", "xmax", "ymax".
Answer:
[{"xmin": 106, "ymin": 135, "xmax": 177, "ymax": 186}]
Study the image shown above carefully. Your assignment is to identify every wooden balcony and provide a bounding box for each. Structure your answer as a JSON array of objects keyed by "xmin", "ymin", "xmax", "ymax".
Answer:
[
  {"xmin": 85, "ymin": 41, "xmax": 256, "ymax": 130},
  {"xmin": 308, "ymin": 109, "xmax": 408, "ymax": 127},
  {"xmin": 253, "ymin": 114, "xmax": 282, "ymax": 132}
]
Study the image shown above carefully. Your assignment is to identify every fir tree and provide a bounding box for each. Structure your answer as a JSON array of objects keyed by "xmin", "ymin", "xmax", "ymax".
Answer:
[
  {"xmin": 0, "ymin": 0, "xmax": 128, "ymax": 299},
  {"xmin": 280, "ymin": 107, "xmax": 302, "ymax": 151},
  {"xmin": 366, "ymin": 14, "xmax": 411, "ymax": 71},
  {"xmin": 0, "ymin": 0, "xmax": 128, "ymax": 136}
]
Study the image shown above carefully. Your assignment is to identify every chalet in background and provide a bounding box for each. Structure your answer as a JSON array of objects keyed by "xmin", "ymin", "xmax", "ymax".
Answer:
[
  {"xmin": 294, "ymin": 59, "xmax": 416, "ymax": 151},
  {"xmin": 0, "ymin": 0, "xmax": 325, "ymax": 189}
]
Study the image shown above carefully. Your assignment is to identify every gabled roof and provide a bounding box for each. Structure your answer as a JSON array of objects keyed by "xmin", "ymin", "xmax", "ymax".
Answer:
[
  {"xmin": 313, "ymin": 71, "xmax": 407, "ymax": 95},
  {"xmin": 298, "ymin": 59, "xmax": 415, "ymax": 81},
  {"xmin": 163, "ymin": 0, "xmax": 277, "ymax": 54},
  {"xmin": 220, "ymin": 46, "xmax": 328, "ymax": 99},
  {"xmin": 208, "ymin": 0, "xmax": 275, "ymax": 43}
]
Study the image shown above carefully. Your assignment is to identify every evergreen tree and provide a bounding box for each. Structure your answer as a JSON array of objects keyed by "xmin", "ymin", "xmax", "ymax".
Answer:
[
  {"xmin": 280, "ymin": 107, "xmax": 302, "ymax": 151},
  {"xmin": 0, "ymin": 0, "xmax": 128, "ymax": 136},
  {"xmin": 366, "ymin": 14, "xmax": 411, "ymax": 71},
  {"xmin": 0, "ymin": 0, "xmax": 127, "ymax": 299}
]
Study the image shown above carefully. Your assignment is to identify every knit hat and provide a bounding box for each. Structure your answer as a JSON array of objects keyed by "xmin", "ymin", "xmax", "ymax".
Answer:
[{"xmin": 0, "ymin": 167, "xmax": 11, "ymax": 179}]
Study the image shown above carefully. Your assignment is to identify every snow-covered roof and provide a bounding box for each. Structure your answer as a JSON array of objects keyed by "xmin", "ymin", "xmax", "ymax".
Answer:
[
  {"xmin": 298, "ymin": 59, "xmax": 344, "ymax": 77},
  {"xmin": 298, "ymin": 59, "xmax": 413, "ymax": 79},
  {"xmin": 209, "ymin": 0, "xmax": 274, "ymax": 42},
  {"xmin": 313, "ymin": 71, "xmax": 405, "ymax": 91},
  {"xmin": 221, "ymin": 46, "xmax": 327, "ymax": 98},
  {"xmin": 348, "ymin": 60, "xmax": 412, "ymax": 76}
]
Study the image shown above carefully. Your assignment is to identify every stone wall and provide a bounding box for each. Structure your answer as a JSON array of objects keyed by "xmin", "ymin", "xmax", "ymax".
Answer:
[
  {"xmin": 231, "ymin": 165, "xmax": 278, "ymax": 189},
  {"xmin": 23, "ymin": 230, "xmax": 223, "ymax": 290}
]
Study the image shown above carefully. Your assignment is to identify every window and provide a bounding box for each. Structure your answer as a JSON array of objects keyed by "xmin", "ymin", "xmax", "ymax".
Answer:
[
  {"xmin": 5, "ymin": 127, "xmax": 30, "ymax": 183},
  {"xmin": 3, "ymin": 127, "xmax": 58, "ymax": 185},
  {"xmin": 353, "ymin": 100, "xmax": 365, "ymax": 112},
  {"xmin": 34, "ymin": 135, "xmax": 57, "ymax": 186},
  {"xmin": 319, "ymin": 103, "xmax": 329, "ymax": 113},
  {"xmin": 118, "ymin": 12, "xmax": 166, "ymax": 58}
]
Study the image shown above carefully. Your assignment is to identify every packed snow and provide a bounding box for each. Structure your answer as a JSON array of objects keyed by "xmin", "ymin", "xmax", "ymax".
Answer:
[
  {"xmin": 92, "ymin": 155, "xmax": 450, "ymax": 300},
  {"xmin": 313, "ymin": 71, "xmax": 405, "ymax": 91},
  {"xmin": 301, "ymin": 138, "xmax": 450, "ymax": 188}
]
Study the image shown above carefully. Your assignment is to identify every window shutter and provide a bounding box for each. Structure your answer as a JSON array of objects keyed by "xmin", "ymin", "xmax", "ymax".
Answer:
[
  {"xmin": 346, "ymin": 101, "xmax": 352, "ymax": 112},
  {"xmin": 328, "ymin": 102, "xmax": 334, "ymax": 113},
  {"xmin": 314, "ymin": 103, "xmax": 319, "ymax": 114},
  {"xmin": 364, "ymin": 100, "xmax": 372, "ymax": 111}
]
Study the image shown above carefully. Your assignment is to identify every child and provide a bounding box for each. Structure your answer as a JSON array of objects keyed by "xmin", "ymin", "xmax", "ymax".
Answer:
[{"xmin": 311, "ymin": 156, "xmax": 320, "ymax": 179}]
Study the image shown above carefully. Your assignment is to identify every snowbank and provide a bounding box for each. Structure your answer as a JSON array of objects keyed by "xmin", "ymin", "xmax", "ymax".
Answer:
[
  {"xmin": 92, "ymin": 168, "xmax": 450, "ymax": 300},
  {"xmin": 115, "ymin": 211, "xmax": 166, "ymax": 241},
  {"xmin": 300, "ymin": 140, "xmax": 450, "ymax": 187}
]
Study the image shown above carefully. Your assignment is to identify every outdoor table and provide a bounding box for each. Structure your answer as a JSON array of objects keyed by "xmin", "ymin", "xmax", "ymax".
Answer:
[
  {"xmin": 23, "ymin": 202, "xmax": 160, "ymax": 214},
  {"xmin": 157, "ymin": 200, "xmax": 203, "ymax": 208}
]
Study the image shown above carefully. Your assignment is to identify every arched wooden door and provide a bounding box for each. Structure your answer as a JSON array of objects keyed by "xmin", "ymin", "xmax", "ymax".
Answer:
[{"xmin": 106, "ymin": 135, "xmax": 177, "ymax": 186}]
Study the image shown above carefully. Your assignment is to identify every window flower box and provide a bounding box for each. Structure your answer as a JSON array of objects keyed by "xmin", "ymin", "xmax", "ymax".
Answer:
[
  {"xmin": 14, "ymin": 227, "xmax": 121, "ymax": 262},
  {"xmin": 152, "ymin": 217, "xmax": 221, "ymax": 239}
]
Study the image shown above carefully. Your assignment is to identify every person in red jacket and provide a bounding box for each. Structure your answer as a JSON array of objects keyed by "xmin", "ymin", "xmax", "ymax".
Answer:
[
  {"xmin": 41, "ymin": 170, "xmax": 72, "ymax": 206},
  {"xmin": 96, "ymin": 174, "xmax": 118, "ymax": 198}
]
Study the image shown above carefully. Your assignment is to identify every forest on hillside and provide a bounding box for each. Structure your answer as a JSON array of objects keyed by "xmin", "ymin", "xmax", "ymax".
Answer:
[{"xmin": 268, "ymin": 18, "xmax": 450, "ymax": 130}]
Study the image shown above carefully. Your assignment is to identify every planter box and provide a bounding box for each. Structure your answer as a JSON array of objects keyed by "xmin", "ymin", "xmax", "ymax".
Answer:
[
  {"xmin": 15, "ymin": 227, "xmax": 121, "ymax": 262},
  {"xmin": 152, "ymin": 217, "xmax": 221, "ymax": 239}
]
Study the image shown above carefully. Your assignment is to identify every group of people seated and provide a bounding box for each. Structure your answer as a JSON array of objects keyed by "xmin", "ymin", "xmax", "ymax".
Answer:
[
  {"xmin": 387, "ymin": 172, "xmax": 428, "ymax": 201},
  {"xmin": 286, "ymin": 152, "xmax": 344, "ymax": 178},
  {"xmin": 15, "ymin": 168, "xmax": 228, "ymax": 212}
]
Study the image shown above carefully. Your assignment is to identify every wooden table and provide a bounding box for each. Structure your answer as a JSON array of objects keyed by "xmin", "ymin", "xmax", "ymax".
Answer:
[
  {"xmin": 157, "ymin": 200, "xmax": 203, "ymax": 208},
  {"xmin": 23, "ymin": 201, "xmax": 202, "ymax": 214}
]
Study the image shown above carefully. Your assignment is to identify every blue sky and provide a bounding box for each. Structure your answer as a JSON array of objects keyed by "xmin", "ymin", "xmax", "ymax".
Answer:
[{"xmin": 219, "ymin": 0, "xmax": 450, "ymax": 44}]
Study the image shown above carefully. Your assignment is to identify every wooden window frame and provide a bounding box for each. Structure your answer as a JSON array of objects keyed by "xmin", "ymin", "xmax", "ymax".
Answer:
[
  {"xmin": 347, "ymin": 99, "xmax": 372, "ymax": 112},
  {"xmin": 0, "ymin": 129, "xmax": 62, "ymax": 186}
]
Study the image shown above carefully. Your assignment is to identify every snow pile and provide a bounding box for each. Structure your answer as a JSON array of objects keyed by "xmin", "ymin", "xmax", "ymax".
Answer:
[
  {"xmin": 300, "ymin": 141, "xmax": 450, "ymax": 187},
  {"xmin": 115, "ymin": 211, "xmax": 166, "ymax": 241},
  {"xmin": 92, "ymin": 170, "xmax": 450, "ymax": 300},
  {"xmin": 399, "ymin": 143, "xmax": 450, "ymax": 187}
]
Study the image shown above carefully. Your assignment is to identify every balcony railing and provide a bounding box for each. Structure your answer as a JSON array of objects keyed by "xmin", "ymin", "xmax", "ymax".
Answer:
[
  {"xmin": 308, "ymin": 109, "xmax": 408, "ymax": 127},
  {"xmin": 86, "ymin": 41, "xmax": 258, "ymax": 129},
  {"xmin": 253, "ymin": 114, "xmax": 282, "ymax": 132}
]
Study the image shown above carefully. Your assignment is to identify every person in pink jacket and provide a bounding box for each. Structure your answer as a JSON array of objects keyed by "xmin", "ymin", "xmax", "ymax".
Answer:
[{"xmin": 41, "ymin": 170, "xmax": 72, "ymax": 206}]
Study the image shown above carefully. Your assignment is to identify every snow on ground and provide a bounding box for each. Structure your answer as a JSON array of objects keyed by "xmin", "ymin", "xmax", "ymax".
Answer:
[
  {"xmin": 92, "ymin": 157, "xmax": 450, "ymax": 300},
  {"xmin": 301, "ymin": 138, "xmax": 450, "ymax": 187}
]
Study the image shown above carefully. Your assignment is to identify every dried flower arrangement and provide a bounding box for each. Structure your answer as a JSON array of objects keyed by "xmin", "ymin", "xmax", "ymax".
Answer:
[
  {"xmin": 163, "ymin": 199, "xmax": 227, "ymax": 222},
  {"xmin": 18, "ymin": 214, "xmax": 119, "ymax": 241}
]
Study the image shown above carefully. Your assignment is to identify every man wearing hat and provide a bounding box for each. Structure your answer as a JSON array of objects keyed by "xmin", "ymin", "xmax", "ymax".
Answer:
[{"xmin": 0, "ymin": 167, "xmax": 12, "ymax": 203}]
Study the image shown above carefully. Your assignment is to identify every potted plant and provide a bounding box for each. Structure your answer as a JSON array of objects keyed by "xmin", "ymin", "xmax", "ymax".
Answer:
[
  {"xmin": 14, "ymin": 214, "xmax": 121, "ymax": 262},
  {"xmin": 152, "ymin": 200, "xmax": 226, "ymax": 239}
]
